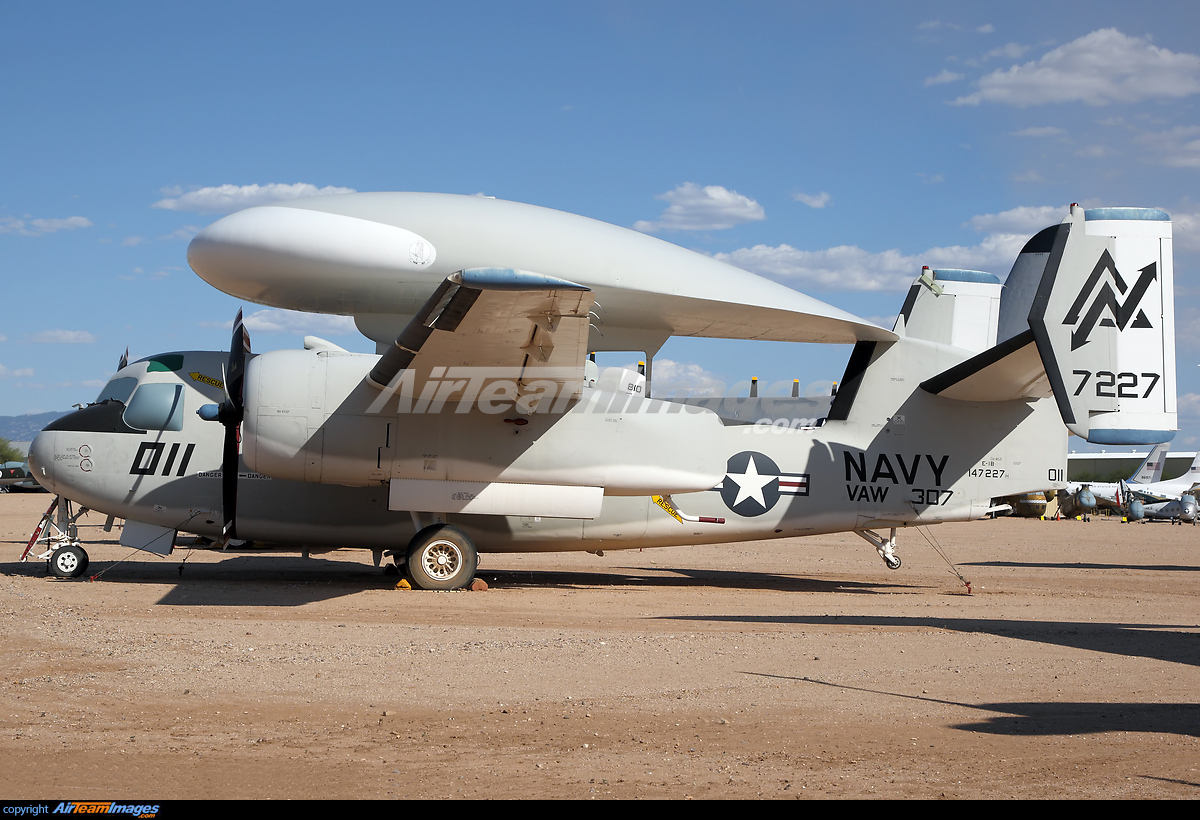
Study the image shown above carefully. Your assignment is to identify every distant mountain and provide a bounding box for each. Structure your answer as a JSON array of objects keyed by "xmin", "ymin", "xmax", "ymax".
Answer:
[{"xmin": 0, "ymin": 411, "xmax": 71, "ymax": 443}]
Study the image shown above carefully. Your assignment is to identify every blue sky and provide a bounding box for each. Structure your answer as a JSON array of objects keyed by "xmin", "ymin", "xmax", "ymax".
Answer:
[{"xmin": 3, "ymin": 2, "xmax": 1200, "ymax": 451}]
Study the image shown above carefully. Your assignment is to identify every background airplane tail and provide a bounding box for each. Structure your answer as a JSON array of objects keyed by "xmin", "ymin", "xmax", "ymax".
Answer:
[{"xmin": 1130, "ymin": 442, "xmax": 1170, "ymax": 484}]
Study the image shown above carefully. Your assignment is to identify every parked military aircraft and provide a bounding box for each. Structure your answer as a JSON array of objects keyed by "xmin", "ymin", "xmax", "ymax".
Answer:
[
  {"xmin": 1, "ymin": 462, "xmax": 43, "ymax": 492},
  {"xmin": 1058, "ymin": 442, "xmax": 1171, "ymax": 520},
  {"xmin": 27, "ymin": 196, "xmax": 1178, "ymax": 587},
  {"xmin": 1121, "ymin": 448, "xmax": 1200, "ymax": 524}
]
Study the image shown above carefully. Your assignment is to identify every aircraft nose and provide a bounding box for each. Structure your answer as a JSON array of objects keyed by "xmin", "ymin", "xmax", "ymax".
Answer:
[{"xmin": 26, "ymin": 430, "xmax": 57, "ymax": 494}]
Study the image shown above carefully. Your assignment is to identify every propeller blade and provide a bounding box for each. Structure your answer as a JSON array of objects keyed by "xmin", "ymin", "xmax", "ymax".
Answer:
[
  {"xmin": 219, "ymin": 309, "xmax": 251, "ymax": 546},
  {"xmin": 221, "ymin": 422, "xmax": 240, "ymax": 546},
  {"xmin": 117, "ymin": 346, "xmax": 129, "ymax": 370},
  {"xmin": 226, "ymin": 309, "xmax": 251, "ymax": 412}
]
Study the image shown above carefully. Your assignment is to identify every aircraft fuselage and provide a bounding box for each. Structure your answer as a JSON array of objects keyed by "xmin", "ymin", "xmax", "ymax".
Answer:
[{"xmin": 29, "ymin": 341, "xmax": 1068, "ymax": 556}]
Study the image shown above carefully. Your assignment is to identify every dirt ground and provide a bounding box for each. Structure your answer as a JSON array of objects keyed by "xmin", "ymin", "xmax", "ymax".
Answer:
[{"xmin": 0, "ymin": 493, "xmax": 1197, "ymax": 800}]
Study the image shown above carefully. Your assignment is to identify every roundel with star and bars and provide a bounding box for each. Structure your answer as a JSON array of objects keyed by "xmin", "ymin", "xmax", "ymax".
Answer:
[{"xmin": 715, "ymin": 451, "xmax": 809, "ymax": 517}]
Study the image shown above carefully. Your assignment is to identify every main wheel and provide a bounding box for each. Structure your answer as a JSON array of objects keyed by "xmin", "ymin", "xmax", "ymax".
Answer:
[
  {"xmin": 406, "ymin": 524, "xmax": 477, "ymax": 590},
  {"xmin": 48, "ymin": 545, "xmax": 88, "ymax": 578}
]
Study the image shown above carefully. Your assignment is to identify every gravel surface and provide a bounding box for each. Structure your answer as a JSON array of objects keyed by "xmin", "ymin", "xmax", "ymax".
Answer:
[{"xmin": 1, "ymin": 493, "xmax": 1197, "ymax": 799}]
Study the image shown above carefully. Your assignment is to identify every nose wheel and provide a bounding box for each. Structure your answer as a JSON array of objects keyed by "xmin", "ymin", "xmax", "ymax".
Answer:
[{"xmin": 48, "ymin": 544, "xmax": 89, "ymax": 578}]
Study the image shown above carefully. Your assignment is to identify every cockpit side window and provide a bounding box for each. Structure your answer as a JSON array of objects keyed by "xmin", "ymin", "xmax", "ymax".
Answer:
[
  {"xmin": 95, "ymin": 377, "xmax": 138, "ymax": 405},
  {"xmin": 123, "ymin": 383, "xmax": 184, "ymax": 431}
]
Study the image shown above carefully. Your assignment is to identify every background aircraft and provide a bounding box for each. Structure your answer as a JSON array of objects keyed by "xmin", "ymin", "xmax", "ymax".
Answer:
[
  {"xmin": 27, "ymin": 196, "xmax": 1178, "ymax": 587},
  {"xmin": 1058, "ymin": 442, "xmax": 1171, "ymax": 519},
  {"xmin": 1121, "ymin": 449, "xmax": 1200, "ymax": 523},
  {"xmin": 1, "ymin": 462, "xmax": 44, "ymax": 492}
]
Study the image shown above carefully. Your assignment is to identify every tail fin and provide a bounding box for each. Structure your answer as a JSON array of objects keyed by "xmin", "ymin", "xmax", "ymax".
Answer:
[
  {"xmin": 896, "ymin": 267, "xmax": 1002, "ymax": 354},
  {"xmin": 1130, "ymin": 442, "xmax": 1170, "ymax": 484},
  {"xmin": 1028, "ymin": 205, "xmax": 1175, "ymax": 444},
  {"xmin": 923, "ymin": 205, "xmax": 1176, "ymax": 446}
]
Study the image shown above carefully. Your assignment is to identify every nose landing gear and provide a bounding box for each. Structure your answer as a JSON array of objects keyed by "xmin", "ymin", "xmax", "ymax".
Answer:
[
  {"xmin": 49, "ymin": 544, "xmax": 89, "ymax": 578},
  {"xmin": 21, "ymin": 496, "xmax": 92, "ymax": 578}
]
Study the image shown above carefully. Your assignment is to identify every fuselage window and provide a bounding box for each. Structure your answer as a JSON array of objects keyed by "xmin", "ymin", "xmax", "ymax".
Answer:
[{"xmin": 123, "ymin": 383, "xmax": 185, "ymax": 431}]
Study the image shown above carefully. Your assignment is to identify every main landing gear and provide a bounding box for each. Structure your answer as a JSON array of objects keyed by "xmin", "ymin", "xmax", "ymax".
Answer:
[
  {"xmin": 855, "ymin": 527, "xmax": 902, "ymax": 570},
  {"xmin": 400, "ymin": 523, "xmax": 479, "ymax": 590}
]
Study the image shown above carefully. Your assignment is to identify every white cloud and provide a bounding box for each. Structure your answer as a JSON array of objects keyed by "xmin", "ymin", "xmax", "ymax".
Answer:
[
  {"xmin": 714, "ymin": 205, "xmax": 1072, "ymax": 292},
  {"xmin": 953, "ymin": 29, "xmax": 1200, "ymax": 107},
  {"xmin": 0, "ymin": 364, "xmax": 34, "ymax": 378},
  {"xmin": 121, "ymin": 236, "xmax": 145, "ymax": 247},
  {"xmin": 160, "ymin": 225, "xmax": 202, "ymax": 241},
  {"xmin": 1136, "ymin": 125, "xmax": 1200, "ymax": 169},
  {"xmin": 1013, "ymin": 170, "xmax": 1045, "ymax": 182},
  {"xmin": 1178, "ymin": 393, "xmax": 1200, "ymax": 420},
  {"xmin": 967, "ymin": 205, "xmax": 1067, "ymax": 234},
  {"xmin": 715, "ymin": 232, "xmax": 1028, "ymax": 292},
  {"xmin": 0, "ymin": 215, "xmax": 93, "ymax": 236},
  {"xmin": 976, "ymin": 24, "xmax": 995, "ymax": 34},
  {"xmin": 1170, "ymin": 209, "xmax": 1200, "ymax": 253},
  {"xmin": 925, "ymin": 70, "xmax": 964, "ymax": 87},
  {"xmin": 26, "ymin": 330, "xmax": 97, "ymax": 344},
  {"xmin": 621, "ymin": 359, "xmax": 726, "ymax": 398},
  {"xmin": 633, "ymin": 183, "xmax": 765, "ymax": 232},
  {"xmin": 152, "ymin": 183, "xmax": 357, "ymax": 214},
  {"xmin": 981, "ymin": 42, "xmax": 1029, "ymax": 62},
  {"xmin": 1011, "ymin": 126, "xmax": 1066, "ymax": 138},
  {"xmin": 207, "ymin": 309, "xmax": 358, "ymax": 336},
  {"xmin": 792, "ymin": 191, "xmax": 830, "ymax": 209}
]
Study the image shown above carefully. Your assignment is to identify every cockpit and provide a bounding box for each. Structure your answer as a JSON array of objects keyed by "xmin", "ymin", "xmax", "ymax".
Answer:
[{"xmin": 43, "ymin": 353, "xmax": 225, "ymax": 435}]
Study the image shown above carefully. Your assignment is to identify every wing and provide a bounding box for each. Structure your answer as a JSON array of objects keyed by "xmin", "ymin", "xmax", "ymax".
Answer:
[{"xmin": 367, "ymin": 268, "xmax": 594, "ymax": 411}]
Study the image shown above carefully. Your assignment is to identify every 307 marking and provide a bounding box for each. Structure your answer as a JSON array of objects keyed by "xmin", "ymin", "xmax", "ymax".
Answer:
[{"xmin": 912, "ymin": 488, "xmax": 953, "ymax": 506}]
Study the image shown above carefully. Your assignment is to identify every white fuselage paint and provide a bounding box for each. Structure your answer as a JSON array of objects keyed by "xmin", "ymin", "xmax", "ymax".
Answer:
[{"xmin": 29, "ymin": 338, "xmax": 1067, "ymax": 555}]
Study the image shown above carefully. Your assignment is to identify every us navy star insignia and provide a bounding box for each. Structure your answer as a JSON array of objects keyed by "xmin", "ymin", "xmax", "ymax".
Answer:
[{"xmin": 713, "ymin": 451, "xmax": 809, "ymax": 516}]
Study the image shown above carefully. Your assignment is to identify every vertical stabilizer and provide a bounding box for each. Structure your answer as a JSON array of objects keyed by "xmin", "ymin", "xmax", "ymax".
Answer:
[
  {"xmin": 1029, "ymin": 205, "xmax": 1176, "ymax": 445},
  {"xmin": 1130, "ymin": 442, "xmax": 1170, "ymax": 484},
  {"xmin": 897, "ymin": 268, "xmax": 1002, "ymax": 354}
]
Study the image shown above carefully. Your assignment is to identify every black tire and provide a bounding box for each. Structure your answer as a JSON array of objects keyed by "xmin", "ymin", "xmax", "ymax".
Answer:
[
  {"xmin": 406, "ymin": 524, "xmax": 477, "ymax": 590},
  {"xmin": 49, "ymin": 545, "xmax": 88, "ymax": 578}
]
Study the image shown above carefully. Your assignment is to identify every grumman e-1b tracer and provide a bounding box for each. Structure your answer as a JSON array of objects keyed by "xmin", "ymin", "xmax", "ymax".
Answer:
[{"xmin": 27, "ymin": 195, "xmax": 1177, "ymax": 588}]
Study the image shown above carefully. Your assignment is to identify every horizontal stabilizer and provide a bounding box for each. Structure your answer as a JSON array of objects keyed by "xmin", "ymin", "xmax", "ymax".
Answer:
[{"xmin": 920, "ymin": 329, "xmax": 1051, "ymax": 402}]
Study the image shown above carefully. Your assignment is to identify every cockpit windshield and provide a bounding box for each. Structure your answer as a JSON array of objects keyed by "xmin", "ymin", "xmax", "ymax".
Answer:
[{"xmin": 94, "ymin": 376, "xmax": 138, "ymax": 405}]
